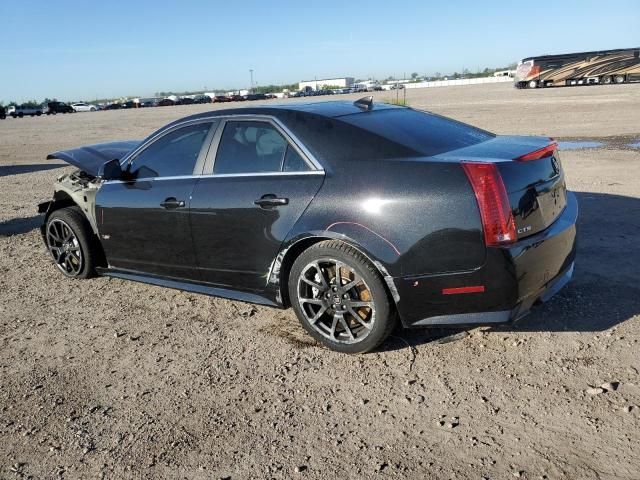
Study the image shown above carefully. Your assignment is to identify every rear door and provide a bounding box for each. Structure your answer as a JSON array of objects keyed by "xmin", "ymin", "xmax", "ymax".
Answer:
[
  {"xmin": 96, "ymin": 120, "xmax": 217, "ymax": 279},
  {"xmin": 190, "ymin": 117, "xmax": 324, "ymax": 291}
]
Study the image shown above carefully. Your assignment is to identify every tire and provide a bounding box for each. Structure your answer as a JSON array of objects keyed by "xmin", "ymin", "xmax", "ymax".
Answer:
[
  {"xmin": 18, "ymin": 112, "xmax": 23, "ymax": 118},
  {"xmin": 614, "ymin": 75, "xmax": 625, "ymax": 84},
  {"xmin": 601, "ymin": 76, "xmax": 612, "ymax": 85},
  {"xmin": 90, "ymin": 107, "xmax": 96, "ymax": 112},
  {"xmin": 45, "ymin": 206, "xmax": 100, "ymax": 279},
  {"xmin": 288, "ymin": 240, "xmax": 396, "ymax": 354},
  {"xmin": 36, "ymin": 111, "xmax": 41, "ymax": 116},
  {"xmin": 528, "ymin": 80, "xmax": 538, "ymax": 88}
]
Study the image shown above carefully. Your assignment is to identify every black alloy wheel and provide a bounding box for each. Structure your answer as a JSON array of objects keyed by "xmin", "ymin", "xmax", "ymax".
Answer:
[
  {"xmin": 45, "ymin": 206, "xmax": 99, "ymax": 279},
  {"xmin": 46, "ymin": 218, "xmax": 83, "ymax": 276}
]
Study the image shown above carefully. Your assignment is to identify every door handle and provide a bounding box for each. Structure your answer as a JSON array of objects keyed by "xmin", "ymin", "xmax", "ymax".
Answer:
[
  {"xmin": 254, "ymin": 194, "xmax": 289, "ymax": 208},
  {"xmin": 160, "ymin": 197, "xmax": 185, "ymax": 209}
]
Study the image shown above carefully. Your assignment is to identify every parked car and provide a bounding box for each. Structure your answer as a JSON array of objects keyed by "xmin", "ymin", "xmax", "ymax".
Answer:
[
  {"xmin": 0, "ymin": 105, "xmax": 6, "ymax": 119},
  {"xmin": 177, "ymin": 97, "xmax": 195, "ymax": 105},
  {"xmin": 193, "ymin": 95, "xmax": 212, "ymax": 104},
  {"xmin": 244, "ymin": 93, "xmax": 267, "ymax": 101},
  {"xmin": 228, "ymin": 94, "xmax": 245, "ymax": 102},
  {"xmin": 43, "ymin": 101, "xmax": 74, "ymax": 115},
  {"xmin": 157, "ymin": 98, "xmax": 176, "ymax": 107},
  {"xmin": 119, "ymin": 100, "xmax": 137, "ymax": 109},
  {"xmin": 39, "ymin": 98, "xmax": 577, "ymax": 354},
  {"xmin": 11, "ymin": 105, "xmax": 42, "ymax": 117},
  {"xmin": 71, "ymin": 102, "xmax": 97, "ymax": 112},
  {"xmin": 139, "ymin": 98, "xmax": 159, "ymax": 108},
  {"xmin": 103, "ymin": 103, "xmax": 121, "ymax": 110}
]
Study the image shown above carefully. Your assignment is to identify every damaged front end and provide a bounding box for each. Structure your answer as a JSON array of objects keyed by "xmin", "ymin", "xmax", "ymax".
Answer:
[
  {"xmin": 38, "ymin": 170, "xmax": 103, "ymax": 234},
  {"xmin": 38, "ymin": 140, "xmax": 140, "ymax": 234}
]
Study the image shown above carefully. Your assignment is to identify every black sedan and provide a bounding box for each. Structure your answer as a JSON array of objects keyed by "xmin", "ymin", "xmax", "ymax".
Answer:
[{"xmin": 39, "ymin": 98, "xmax": 577, "ymax": 353}]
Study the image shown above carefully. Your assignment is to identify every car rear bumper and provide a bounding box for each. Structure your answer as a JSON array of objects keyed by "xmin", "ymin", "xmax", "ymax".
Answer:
[{"xmin": 394, "ymin": 191, "xmax": 578, "ymax": 328}]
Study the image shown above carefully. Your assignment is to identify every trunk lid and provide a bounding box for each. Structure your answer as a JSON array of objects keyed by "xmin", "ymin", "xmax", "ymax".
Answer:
[
  {"xmin": 438, "ymin": 135, "xmax": 567, "ymax": 239},
  {"xmin": 47, "ymin": 141, "xmax": 140, "ymax": 176}
]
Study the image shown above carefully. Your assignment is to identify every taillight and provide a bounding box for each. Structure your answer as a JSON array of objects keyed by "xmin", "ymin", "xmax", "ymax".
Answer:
[
  {"xmin": 515, "ymin": 140, "xmax": 558, "ymax": 161},
  {"xmin": 462, "ymin": 162, "xmax": 517, "ymax": 246}
]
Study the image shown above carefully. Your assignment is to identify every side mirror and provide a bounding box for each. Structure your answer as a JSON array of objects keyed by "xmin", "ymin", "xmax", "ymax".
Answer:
[{"xmin": 98, "ymin": 158, "xmax": 123, "ymax": 180}]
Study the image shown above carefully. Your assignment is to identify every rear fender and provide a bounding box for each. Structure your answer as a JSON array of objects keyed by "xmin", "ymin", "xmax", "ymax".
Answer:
[{"xmin": 271, "ymin": 229, "xmax": 401, "ymax": 308}]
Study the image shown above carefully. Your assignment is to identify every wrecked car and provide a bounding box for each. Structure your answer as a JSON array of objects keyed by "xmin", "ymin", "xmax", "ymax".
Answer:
[{"xmin": 39, "ymin": 98, "xmax": 577, "ymax": 353}]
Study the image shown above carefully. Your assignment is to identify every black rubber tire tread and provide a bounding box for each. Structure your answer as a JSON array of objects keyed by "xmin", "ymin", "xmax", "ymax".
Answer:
[
  {"xmin": 46, "ymin": 206, "xmax": 99, "ymax": 279},
  {"xmin": 289, "ymin": 239, "xmax": 396, "ymax": 354}
]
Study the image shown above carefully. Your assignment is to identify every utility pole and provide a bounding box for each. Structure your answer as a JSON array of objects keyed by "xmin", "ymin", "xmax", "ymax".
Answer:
[{"xmin": 249, "ymin": 69, "xmax": 254, "ymax": 93}]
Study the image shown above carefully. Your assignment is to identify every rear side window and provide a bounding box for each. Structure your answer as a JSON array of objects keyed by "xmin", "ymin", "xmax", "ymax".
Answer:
[
  {"xmin": 283, "ymin": 145, "xmax": 311, "ymax": 172},
  {"xmin": 214, "ymin": 121, "xmax": 289, "ymax": 174},
  {"xmin": 129, "ymin": 122, "xmax": 213, "ymax": 178},
  {"xmin": 339, "ymin": 108, "xmax": 494, "ymax": 156}
]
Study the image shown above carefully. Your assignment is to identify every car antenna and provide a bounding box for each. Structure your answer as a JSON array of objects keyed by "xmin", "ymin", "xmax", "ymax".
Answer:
[{"xmin": 353, "ymin": 96, "xmax": 374, "ymax": 111}]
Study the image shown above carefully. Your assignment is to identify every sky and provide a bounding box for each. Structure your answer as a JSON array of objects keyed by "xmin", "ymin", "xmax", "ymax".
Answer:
[{"xmin": 0, "ymin": 0, "xmax": 638, "ymax": 103}]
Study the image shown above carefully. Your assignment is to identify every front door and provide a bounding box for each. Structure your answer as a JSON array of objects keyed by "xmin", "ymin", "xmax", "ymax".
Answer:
[
  {"xmin": 96, "ymin": 120, "xmax": 216, "ymax": 279},
  {"xmin": 190, "ymin": 119, "xmax": 324, "ymax": 291}
]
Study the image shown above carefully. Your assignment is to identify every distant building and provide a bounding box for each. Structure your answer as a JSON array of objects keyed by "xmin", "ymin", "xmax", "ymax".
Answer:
[
  {"xmin": 298, "ymin": 77, "xmax": 354, "ymax": 91},
  {"xmin": 225, "ymin": 89, "xmax": 249, "ymax": 97}
]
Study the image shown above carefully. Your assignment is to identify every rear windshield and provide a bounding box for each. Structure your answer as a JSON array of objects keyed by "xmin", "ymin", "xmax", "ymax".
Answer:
[{"xmin": 338, "ymin": 108, "xmax": 494, "ymax": 156}]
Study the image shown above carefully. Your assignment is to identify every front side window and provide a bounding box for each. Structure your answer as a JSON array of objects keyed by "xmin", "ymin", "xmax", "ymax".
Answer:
[
  {"xmin": 129, "ymin": 122, "xmax": 213, "ymax": 178},
  {"xmin": 214, "ymin": 120, "xmax": 310, "ymax": 174}
]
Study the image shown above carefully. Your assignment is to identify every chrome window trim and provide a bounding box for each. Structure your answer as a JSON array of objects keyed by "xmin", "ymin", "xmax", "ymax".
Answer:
[
  {"xmin": 271, "ymin": 116, "xmax": 324, "ymax": 170},
  {"xmin": 110, "ymin": 113, "xmax": 325, "ymax": 185},
  {"xmin": 202, "ymin": 170, "xmax": 324, "ymax": 178},
  {"xmin": 102, "ymin": 170, "xmax": 324, "ymax": 185}
]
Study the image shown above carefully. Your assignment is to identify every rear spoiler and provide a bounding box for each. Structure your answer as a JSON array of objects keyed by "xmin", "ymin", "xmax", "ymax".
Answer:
[{"xmin": 514, "ymin": 139, "xmax": 557, "ymax": 161}]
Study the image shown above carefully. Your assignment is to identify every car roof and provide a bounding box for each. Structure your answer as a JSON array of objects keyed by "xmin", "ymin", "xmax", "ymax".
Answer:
[{"xmin": 167, "ymin": 100, "xmax": 404, "ymax": 127}]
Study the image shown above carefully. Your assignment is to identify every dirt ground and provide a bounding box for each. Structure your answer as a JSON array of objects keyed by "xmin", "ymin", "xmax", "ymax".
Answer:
[{"xmin": 1, "ymin": 83, "xmax": 639, "ymax": 480}]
